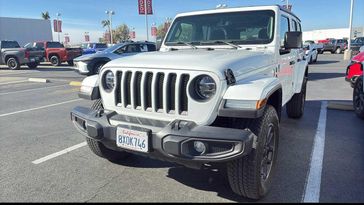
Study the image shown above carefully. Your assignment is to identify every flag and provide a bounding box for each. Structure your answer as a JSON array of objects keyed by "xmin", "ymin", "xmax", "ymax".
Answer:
[
  {"xmin": 57, "ymin": 20, "xmax": 62, "ymax": 32},
  {"xmin": 85, "ymin": 34, "xmax": 90, "ymax": 42},
  {"xmin": 138, "ymin": 0, "xmax": 153, "ymax": 15},
  {"xmin": 151, "ymin": 26, "xmax": 157, "ymax": 37}
]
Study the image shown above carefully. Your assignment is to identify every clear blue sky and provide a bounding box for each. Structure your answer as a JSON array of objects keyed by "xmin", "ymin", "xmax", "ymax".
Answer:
[{"xmin": 0, "ymin": 0, "xmax": 363, "ymax": 43}]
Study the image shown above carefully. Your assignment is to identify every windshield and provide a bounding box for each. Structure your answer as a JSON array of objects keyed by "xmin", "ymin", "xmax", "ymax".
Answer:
[
  {"xmin": 1, "ymin": 41, "xmax": 21, "ymax": 48},
  {"xmin": 165, "ymin": 10, "xmax": 275, "ymax": 46},
  {"xmin": 101, "ymin": 44, "xmax": 123, "ymax": 53}
]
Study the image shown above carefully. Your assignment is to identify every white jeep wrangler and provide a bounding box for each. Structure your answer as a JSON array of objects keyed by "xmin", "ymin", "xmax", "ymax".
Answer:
[{"xmin": 71, "ymin": 5, "xmax": 308, "ymax": 199}]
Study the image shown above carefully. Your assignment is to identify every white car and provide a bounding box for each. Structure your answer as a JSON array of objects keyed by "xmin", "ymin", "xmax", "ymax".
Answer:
[
  {"xmin": 303, "ymin": 43, "xmax": 318, "ymax": 64},
  {"xmin": 71, "ymin": 5, "xmax": 308, "ymax": 200}
]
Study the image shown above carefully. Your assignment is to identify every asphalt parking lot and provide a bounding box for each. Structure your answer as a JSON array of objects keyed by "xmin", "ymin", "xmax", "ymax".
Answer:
[{"xmin": 0, "ymin": 55, "xmax": 363, "ymax": 203}]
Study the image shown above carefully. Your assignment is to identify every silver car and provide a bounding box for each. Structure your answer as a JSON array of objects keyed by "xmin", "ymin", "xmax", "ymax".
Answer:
[{"xmin": 73, "ymin": 41, "xmax": 156, "ymax": 75}]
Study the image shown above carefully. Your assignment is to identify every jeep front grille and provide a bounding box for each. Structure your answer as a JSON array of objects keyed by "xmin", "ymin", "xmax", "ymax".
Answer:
[{"xmin": 115, "ymin": 71, "xmax": 190, "ymax": 115}]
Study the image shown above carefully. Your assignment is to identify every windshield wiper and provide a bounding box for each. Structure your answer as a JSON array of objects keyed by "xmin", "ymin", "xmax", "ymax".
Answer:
[
  {"xmin": 211, "ymin": 40, "xmax": 242, "ymax": 49},
  {"xmin": 175, "ymin": 41, "xmax": 198, "ymax": 49}
]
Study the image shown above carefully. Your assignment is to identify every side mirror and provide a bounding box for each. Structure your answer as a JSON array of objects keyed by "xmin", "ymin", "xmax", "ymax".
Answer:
[{"xmin": 284, "ymin": 32, "xmax": 302, "ymax": 49}]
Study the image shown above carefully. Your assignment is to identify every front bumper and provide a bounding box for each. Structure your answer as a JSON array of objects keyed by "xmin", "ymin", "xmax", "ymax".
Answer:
[
  {"xmin": 70, "ymin": 106, "xmax": 256, "ymax": 169},
  {"xmin": 74, "ymin": 61, "xmax": 90, "ymax": 74}
]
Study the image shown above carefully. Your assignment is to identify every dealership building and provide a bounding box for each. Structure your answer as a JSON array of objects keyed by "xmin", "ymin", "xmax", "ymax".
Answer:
[
  {"xmin": 0, "ymin": 17, "xmax": 53, "ymax": 46},
  {"xmin": 303, "ymin": 27, "xmax": 364, "ymax": 42}
]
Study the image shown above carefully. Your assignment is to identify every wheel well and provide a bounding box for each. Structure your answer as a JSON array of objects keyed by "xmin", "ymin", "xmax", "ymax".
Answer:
[
  {"xmin": 267, "ymin": 88, "xmax": 282, "ymax": 121},
  {"xmin": 48, "ymin": 53, "xmax": 59, "ymax": 60},
  {"xmin": 305, "ymin": 66, "xmax": 309, "ymax": 77},
  {"xmin": 5, "ymin": 55, "xmax": 18, "ymax": 62}
]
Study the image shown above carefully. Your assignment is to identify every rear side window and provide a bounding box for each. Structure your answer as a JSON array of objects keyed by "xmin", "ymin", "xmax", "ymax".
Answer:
[
  {"xmin": 95, "ymin": 43, "xmax": 107, "ymax": 49},
  {"xmin": 47, "ymin": 42, "xmax": 64, "ymax": 48},
  {"xmin": 1, "ymin": 41, "xmax": 20, "ymax": 48},
  {"xmin": 280, "ymin": 16, "xmax": 290, "ymax": 47}
]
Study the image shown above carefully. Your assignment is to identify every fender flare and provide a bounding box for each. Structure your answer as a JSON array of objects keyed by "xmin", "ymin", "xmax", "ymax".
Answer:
[{"xmin": 78, "ymin": 75, "xmax": 100, "ymax": 100}]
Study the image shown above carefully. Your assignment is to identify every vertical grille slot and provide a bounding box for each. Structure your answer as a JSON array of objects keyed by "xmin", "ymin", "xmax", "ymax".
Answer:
[
  {"xmin": 155, "ymin": 73, "xmax": 165, "ymax": 111},
  {"xmin": 167, "ymin": 74, "xmax": 176, "ymax": 113},
  {"xmin": 144, "ymin": 72, "xmax": 153, "ymax": 110},
  {"xmin": 115, "ymin": 72, "xmax": 122, "ymax": 105},
  {"xmin": 134, "ymin": 72, "xmax": 142, "ymax": 108},
  {"xmin": 179, "ymin": 74, "xmax": 190, "ymax": 114},
  {"xmin": 124, "ymin": 71, "xmax": 132, "ymax": 107}
]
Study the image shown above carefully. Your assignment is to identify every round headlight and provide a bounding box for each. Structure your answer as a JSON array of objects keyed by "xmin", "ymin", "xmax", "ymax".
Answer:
[
  {"xmin": 193, "ymin": 75, "xmax": 216, "ymax": 100},
  {"xmin": 103, "ymin": 71, "xmax": 115, "ymax": 91}
]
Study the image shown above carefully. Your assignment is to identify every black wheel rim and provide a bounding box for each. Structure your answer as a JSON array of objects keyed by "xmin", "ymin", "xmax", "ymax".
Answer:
[
  {"xmin": 8, "ymin": 59, "xmax": 16, "ymax": 68},
  {"xmin": 354, "ymin": 80, "xmax": 364, "ymax": 112},
  {"xmin": 260, "ymin": 123, "xmax": 276, "ymax": 183}
]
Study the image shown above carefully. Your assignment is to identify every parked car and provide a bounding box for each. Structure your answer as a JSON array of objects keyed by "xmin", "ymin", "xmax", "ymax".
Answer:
[
  {"xmin": 0, "ymin": 40, "xmax": 44, "ymax": 69},
  {"xmin": 353, "ymin": 64, "xmax": 363, "ymax": 119},
  {"xmin": 71, "ymin": 5, "xmax": 308, "ymax": 199},
  {"xmin": 346, "ymin": 51, "xmax": 364, "ymax": 86},
  {"xmin": 351, "ymin": 37, "xmax": 364, "ymax": 56},
  {"xmin": 319, "ymin": 38, "xmax": 347, "ymax": 54},
  {"xmin": 303, "ymin": 42, "xmax": 318, "ymax": 64},
  {"xmin": 27, "ymin": 41, "xmax": 82, "ymax": 66},
  {"xmin": 73, "ymin": 41, "xmax": 156, "ymax": 75},
  {"xmin": 81, "ymin": 43, "xmax": 108, "ymax": 55}
]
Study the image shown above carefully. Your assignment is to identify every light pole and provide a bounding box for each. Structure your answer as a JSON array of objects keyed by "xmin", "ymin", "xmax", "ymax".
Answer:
[
  {"xmin": 105, "ymin": 10, "xmax": 115, "ymax": 44},
  {"xmin": 56, "ymin": 13, "xmax": 61, "ymax": 42},
  {"xmin": 281, "ymin": 0, "xmax": 289, "ymax": 9},
  {"xmin": 344, "ymin": 0, "xmax": 355, "ymax": 60}
]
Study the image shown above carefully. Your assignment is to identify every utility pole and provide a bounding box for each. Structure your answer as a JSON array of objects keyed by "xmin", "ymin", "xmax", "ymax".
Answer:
[
  {"xmin": 56, "ymin": 13, "xmax": 61, "ymax": 42},
  {"xmin": 105, "ymin": 10, "xmax": 115, "ymax": 44},
  {"xmin": 344, "ymin": 0, "xmax": 355, "ymax": 60},
  {"xmin": 144, "ymin": 0, "xmax": 149, "ymax": 41}
]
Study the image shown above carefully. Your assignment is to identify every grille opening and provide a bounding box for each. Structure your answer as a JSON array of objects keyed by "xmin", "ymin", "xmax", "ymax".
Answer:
[
  {"xmin": 167, "ymin": 74, "xmax": 177, "ymax": 113},
  {"xmin": 134, "ymin": 72, "xmax": 142, "ymax": 108},
  {"xmin": 156, "ymin": 73, "xmax": 165, "ymax": 111},
  {"xmin": 179, "ymin": 74, "xmax": 190, "ymax": 114},
  {"xmin": 144, "ymin": 72, "xmax": 153, "ymax": 110},
  {"xmin": 124, "ymin": 71, "xmax": 132, "ymax": 107},
  {"xmin": 115, "ymin": 72, "xmax": 122, "ymax": 105}
]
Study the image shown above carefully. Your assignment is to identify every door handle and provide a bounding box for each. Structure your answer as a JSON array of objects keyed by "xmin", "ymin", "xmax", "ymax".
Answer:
[{"xmin": 290, "ymin": 61, "xmax": 296, "ymax": 65}]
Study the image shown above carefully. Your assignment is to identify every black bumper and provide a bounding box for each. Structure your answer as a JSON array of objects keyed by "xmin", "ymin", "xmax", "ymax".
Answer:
[{"xmin": 70, "ymin": 106, "xmax": 256, "ymax": 169}]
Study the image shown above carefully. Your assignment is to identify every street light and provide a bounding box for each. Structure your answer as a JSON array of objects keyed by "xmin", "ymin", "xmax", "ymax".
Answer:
[
  {"xmin": 105, "ymin": 10, "xmax": 115, "ymax": 44},
  {"xmin": 56, "ymin": 13, "xmax": 61, "ymax": 42}
]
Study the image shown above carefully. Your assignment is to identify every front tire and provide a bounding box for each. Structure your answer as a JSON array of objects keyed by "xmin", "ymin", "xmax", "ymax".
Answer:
[
  {"xmin": 67, "ymin": 60, "xmax": 74, "ymax": 66},
  {"xmin": 7, "ymin": 57, "xmax": 20, "ymax": 70},
  {"xmin": 86, "ymin": 99, "xmax": 131, "ymax": 161},
  {"xmin": 27, "ymin": 62, "xmax": 38, "ymax": 69},
  {"xmin": 286, "ymin": 77, "xmax": 307, "ymax": 119},
  {"xmin": 353, "ymin": 77, "xmax": 364, "ymax": 119},
  {"xmin": 50, "ymin": 55, "xmax": 61, "ymax": 66},
  {"xmin": 227, "ymin": 105, "xmax": 279, "ymax": 199}
]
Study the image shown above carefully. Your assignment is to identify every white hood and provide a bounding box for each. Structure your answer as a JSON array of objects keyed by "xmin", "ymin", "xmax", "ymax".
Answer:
[{"xmin": 105, "ymin": 49, "xmax": 275, "ymax": 79}]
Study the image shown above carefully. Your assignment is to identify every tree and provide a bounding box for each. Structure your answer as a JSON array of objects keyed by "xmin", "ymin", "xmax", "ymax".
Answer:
[
  {"xmin": 101, "ymin": 20, "xmax": 111, "ymax": 43},
  {"xmin": 41, "ymin": 11, "xmax": 50, "ymax": 20},
  {"xmin": 113, "ymin": 24, "xmax": 130, "ymax": 43},
  {"xmin": 156, "ymin": 21, "xmax": 172, "ymax": 40}
]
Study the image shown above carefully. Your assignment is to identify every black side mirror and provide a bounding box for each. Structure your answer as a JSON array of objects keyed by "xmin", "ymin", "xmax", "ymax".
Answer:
[{"xmin": 284, "ymin": 32, "xmax": 302, "ymax": 49}]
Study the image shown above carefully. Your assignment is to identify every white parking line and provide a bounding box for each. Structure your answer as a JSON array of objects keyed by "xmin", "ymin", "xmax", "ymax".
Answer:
[
  {"xmin": 32, "ymin": 142, "xmax": 87, "ymax": 165},
  {"xmin": 0, "ymin": 80, "xmax": 28, "ymax": 85},
  {"xmin": 0, "ymin": 99, "xmax": 82, "ymax": 117},
  {"xmin": 0, "ymin": 84, "xmax": 68, "ymax": 96},
  {"xmin": 302, "ymin": 101, "xmax": 328, "ymax": 202}
]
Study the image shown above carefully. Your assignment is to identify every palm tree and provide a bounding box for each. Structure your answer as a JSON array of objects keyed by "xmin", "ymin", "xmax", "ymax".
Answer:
[
  {"xmin": 101, "ymin": 20, "xmax": 111, "ymax": 43},
  {"xmin": 41, "ymin": 11, "xmax": 50, "ymax": 20}
]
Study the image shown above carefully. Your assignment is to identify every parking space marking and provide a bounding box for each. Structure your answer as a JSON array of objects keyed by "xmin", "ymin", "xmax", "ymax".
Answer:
[
  {"xmin": 32, "ymin": 142, "xmax": 87, "ymax": 165},
  {"xmin": 0, "ymin": 80, "xmax": 28, "ymax": 85},
  {"xmin": 0, "ymin": 99, "xmax": 82, "ymax": 117},
  {"xmin": 0, "ymin": 84, "xmax": 68, "ymax": 96},
  {"xmin": 303, "ymin": 101, "xmax": 328, "ymax": 202}
]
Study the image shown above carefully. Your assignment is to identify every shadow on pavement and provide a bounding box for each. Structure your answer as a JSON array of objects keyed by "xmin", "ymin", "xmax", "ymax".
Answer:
[{"xmin": 308, "ymin": 72, "xmax": 344, "ymax": 81}]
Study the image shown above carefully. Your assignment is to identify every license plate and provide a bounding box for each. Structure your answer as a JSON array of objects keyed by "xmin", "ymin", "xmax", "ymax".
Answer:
[{"xmin": 116, "ymin": 127, "xmax": 149, "ymax": 153}]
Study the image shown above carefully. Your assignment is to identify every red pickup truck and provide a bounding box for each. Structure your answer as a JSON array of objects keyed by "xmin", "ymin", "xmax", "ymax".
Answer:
[{"xmin": 28, "ymin": 41, "xmax": 82, "ymax": 66}]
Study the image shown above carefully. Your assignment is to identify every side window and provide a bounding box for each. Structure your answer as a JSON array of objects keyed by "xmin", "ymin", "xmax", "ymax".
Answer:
[
  {"xmin": 147, "ymin": 44, "xmax": 156, "ymax": 51},
  {"xmin": 36, "ymin": 43, "xmax": 44, "ymax": 49},
  {"xmin": 125, "ymin": 44, "xmax": 141, "ymax": 53},
  {"xmin": 280, "ymin": 16, "xmax": 290, "ymax": 48},
  {"xmin": 114, "ymin": 46, "xmax": 127, "ymax": 55},
  {"xmin": 140, "ymin": 44, "xmax": 148, "ymax": 52}
]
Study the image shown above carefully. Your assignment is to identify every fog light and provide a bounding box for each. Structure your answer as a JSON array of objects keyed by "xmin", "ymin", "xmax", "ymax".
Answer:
[{"xmin": 194, "ymin": 141, "xmax": 206, "ymax": 155}]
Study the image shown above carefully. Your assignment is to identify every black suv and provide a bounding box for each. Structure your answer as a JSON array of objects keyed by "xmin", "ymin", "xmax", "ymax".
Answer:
[{"xmin": 320, "ymin": 39, "xmax": 348, "ymax": 54}]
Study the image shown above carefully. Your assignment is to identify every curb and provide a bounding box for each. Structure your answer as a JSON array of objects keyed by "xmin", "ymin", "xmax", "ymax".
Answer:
[
  {"xmin": 28, "ymin": 78, "xmax": 49, "ymax": 83},
  {"xmin": 327, "ymin": 101, "xmax": 354, "ymax": 111},
  {"xmin": 69, "ymin": 81, "xmax": 82, "ymax": 87}
]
